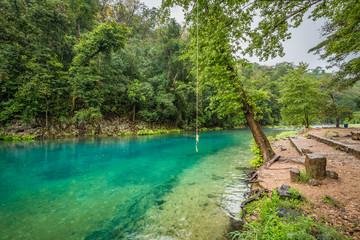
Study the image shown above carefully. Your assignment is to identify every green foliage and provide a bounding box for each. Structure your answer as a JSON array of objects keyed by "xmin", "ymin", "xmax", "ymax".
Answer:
[
  {"xmin": 320, "ymin": 80, "xmax": 357, "ymax": 126},
  {"xmin": 280, "ymin": 63, "xmax": 323, "ymax": 128},
  {"xmin": 248, "ymin": 0, "xmax": 360, "ymax": 89},
  {"xmin": 275, "ymin": 131, "xmax": 299, "ymax": 140},
  {"xmin": 267, "ymin": 136, "xmax": 276, "ymax": 142},
  {"xmin": 250, "ymin": 140, "xmax": 264, "ymax": 167},
  {"xmin": 73, "ymin": 107, "xmax": 102, "ymax": 125},
  {"xmin": 137, "ymin": 129, "xmax": 155, "ymax": 135},
  {"xmin": 232, "ymin": 189, "xmax": 314, "ymax": 240},
  {"xmin": 170, "ymin": 129, "xmax": 182, "ymax": 133},
  {"xmin": 231, "ymin": 188, "xmax": 349, "ymax": 240},
  {"xmin": 297, "ymin": 170, "xmax": 312, "ymax": 184},
  {"xmin": 1, "ymin": 135, "xmax": 36, "ymax": 141},
  {"xmin": 118, "ymin": 131, "xmax": 134, "ymax": 136},
  {"xmin": 2, "ymin": 0, "xmax": 359, "ymax": 136},
  {"xmin": 324, "ymin": 131, "xmax": 339, "ymax": 139}
]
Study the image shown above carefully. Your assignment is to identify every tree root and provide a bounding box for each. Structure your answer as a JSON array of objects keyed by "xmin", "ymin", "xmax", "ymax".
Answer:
[
  {"xmin": 265, "ymin": 155, "xmax": 281, "ymax": 169},
  {"xmin": 325, "ymin": 195, "xmax": 346, "ymax": 212},
  {"xmin": 240, "ymin": 189, "xmax": 269, "ymax": 220},
  {"xmin": 245, "ymin": 179, "xmax": 264, "ymax": 183}
]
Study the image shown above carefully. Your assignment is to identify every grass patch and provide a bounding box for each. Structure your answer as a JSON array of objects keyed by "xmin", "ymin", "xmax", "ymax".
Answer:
[
  {"xmin": 118, "ymin": 128, "xmax": 183, "ymax": 136},
  {"xmin": 297, "ymin": 170, "xmax": 312, "ymax": 183},
  {"xmin": 267, "ymin": 136, "xmax": 276, "ymax": 142},
  {"xmin": 1, "ymin": 135, "xmax": 36, "ymax": 141},
  {"xmin": 230, "ymin": 189, "xmax": 350, "ymax": 240},
  {"xmin": 137, "ymin": 129, "xmax": 155, "ymax": 135},
  {"xmin": 118, "ymin": 131, "xmax": 134, "ymax": 136},
  {"xmin": 275, "ymin": 130, "xmax": 299, "ymax": 140}
]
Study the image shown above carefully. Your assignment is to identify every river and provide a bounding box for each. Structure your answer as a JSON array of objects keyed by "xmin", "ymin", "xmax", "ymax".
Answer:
[{"xmin": 0, "ymin": 129, "xmax": 281, "ymax": 239}]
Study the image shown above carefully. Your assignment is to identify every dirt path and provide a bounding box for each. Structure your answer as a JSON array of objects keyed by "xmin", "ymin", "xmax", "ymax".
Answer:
[{"xmin": 256, "ymin": 128, "xmax": 360, "ymax": 239}]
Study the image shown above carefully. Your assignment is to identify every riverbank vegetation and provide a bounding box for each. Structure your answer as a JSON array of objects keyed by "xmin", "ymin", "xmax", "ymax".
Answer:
[{"xmin": 230, "ymin": 188, "xmax": 350, "ymax": 239}]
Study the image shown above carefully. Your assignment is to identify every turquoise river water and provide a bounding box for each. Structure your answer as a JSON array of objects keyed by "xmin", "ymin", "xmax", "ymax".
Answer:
[{"xmin": 0, "ymin": 129, "xmax": 281, "ymax": 240}]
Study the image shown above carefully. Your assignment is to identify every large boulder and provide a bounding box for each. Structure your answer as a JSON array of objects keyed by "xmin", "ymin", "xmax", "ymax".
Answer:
[{"xmin": 305, "ymin": 154, "xmax": 327, "ymax": 180}]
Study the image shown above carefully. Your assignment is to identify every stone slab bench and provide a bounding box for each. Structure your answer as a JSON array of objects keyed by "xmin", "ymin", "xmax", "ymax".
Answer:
[
  {"xmin": 289, "ymin": 137, "xmax": 303, "ymax": 155},
  {"xmin": 351, "ymin": 131, "xmax": 360, "ymax": 140},
  {"xmin": 308, "ymin": 133, "xmax": 360, "ymax": 159}
]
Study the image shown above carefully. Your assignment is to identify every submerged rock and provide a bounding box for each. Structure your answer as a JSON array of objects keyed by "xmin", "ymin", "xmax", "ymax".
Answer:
[
  {"xmin": 156, "ymin": 199, "xmax": 165, "ymax": 206},
  {"xmin": 207, "ymin": 194, "xmax": 217, "ymax": 199},
  {"xmin": 211, "ymin": 175, "xmax": 225, "ymax": 181}
]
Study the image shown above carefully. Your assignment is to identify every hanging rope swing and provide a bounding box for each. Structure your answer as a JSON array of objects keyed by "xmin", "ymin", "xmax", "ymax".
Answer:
[{"xmin": 195, "ymin": 0, "xmax": 199, "ymax": 152}]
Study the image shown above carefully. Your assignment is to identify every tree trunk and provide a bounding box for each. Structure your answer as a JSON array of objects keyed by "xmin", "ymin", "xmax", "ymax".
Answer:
[
  {"xmin": 227, "ymin": 62, "xmax": 275, "ymax": 162},
  {"xmin": 77, "ymin": 22, "xmax": 81, "ymax": 41},
  {"xmin": 336, "ymin": 118, "xmax": 340, "ymax": 128},
  {"xmin": 45, "ymin": 100, "xmax": 49, "ymax": 128},
  {"xmin": 132, "ymin": 106, "xmax": 136, "ymax": 122},
  {"xmin": 305, "ymin": 110, "xmax": 309, "ymax": 128},
  {"xmin": 242, "ymin": 99, "xmax": 275, "ymax": 161}
]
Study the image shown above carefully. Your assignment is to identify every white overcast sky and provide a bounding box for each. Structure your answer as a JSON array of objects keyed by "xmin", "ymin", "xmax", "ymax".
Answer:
[{"xmin": 141, "ymin": 0, "xmax": 331, "ymax": 71}]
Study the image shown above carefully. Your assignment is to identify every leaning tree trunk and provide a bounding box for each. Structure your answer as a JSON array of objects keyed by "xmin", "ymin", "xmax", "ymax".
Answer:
[
  {"xmin": 228, "ymin": 63, "xmax": 275, "ymax": 162},
  {"xmin": 242, "ymin": 99, "xmax": 275, "ymax": 161}
]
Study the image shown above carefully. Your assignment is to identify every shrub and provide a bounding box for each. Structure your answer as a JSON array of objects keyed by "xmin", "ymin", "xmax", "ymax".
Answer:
[
  {"xmin": 250, "ymin": 139, "xmax": 264, "ymax": 167},
  {"xmin": 137, "ymin": 129, "xmax": 155, "ymax": 135},
  {"xmin": 170, "ymin": 129, "xmax": 182, "ymax": 133}
]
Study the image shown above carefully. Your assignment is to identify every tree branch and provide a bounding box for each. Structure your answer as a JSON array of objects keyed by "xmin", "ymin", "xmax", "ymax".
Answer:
[{"xmin": 273, "ymin": 0, "xmax": 324, "ymax": 30}]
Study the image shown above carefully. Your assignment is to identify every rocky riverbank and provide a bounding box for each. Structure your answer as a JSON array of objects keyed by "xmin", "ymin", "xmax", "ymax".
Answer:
[{"xmin": 0, "ymin": 119, "xmax": 188, "ymax": 140}]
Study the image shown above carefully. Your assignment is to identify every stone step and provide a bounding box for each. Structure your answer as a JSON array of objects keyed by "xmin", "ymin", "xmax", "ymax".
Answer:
[{"xmin": 308, "ymin": 133, "xmax": 360, "ymax": 159}]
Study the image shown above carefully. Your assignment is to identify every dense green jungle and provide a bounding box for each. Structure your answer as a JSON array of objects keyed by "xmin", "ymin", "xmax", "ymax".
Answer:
[{"xmin": 0, "ymin": 0, "xmax": 359, "ymax": 135}]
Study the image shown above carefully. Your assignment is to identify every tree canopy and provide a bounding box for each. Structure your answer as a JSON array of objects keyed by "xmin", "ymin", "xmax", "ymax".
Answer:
[{"xmin": 0, "ymin": 0, "xmax": 359, "ymax": 140}]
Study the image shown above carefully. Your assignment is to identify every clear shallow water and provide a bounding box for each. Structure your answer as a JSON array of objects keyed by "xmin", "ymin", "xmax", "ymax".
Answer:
[{"xmin": 0, "ymin": 130, "xmax": 280, "ymax": 240}]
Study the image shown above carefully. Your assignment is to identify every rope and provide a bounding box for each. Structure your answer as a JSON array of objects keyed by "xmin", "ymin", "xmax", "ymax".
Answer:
[{"xmin": 196, "ymin": 0, "xmax": 199, "ymax": 152}]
